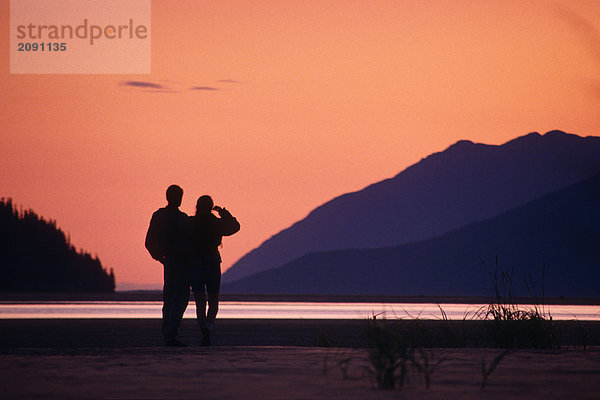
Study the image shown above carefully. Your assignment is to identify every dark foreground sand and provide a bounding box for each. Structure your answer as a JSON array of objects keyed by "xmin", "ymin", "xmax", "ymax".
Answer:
[{"xmin": 1, "ymin": 319, "xmax": 599, "ymax": 399}]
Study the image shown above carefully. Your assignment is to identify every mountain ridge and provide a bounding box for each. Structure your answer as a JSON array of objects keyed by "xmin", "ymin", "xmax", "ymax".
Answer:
[
  {"xmin": 222, "ymin": 170, "xmax": 600, "ymax": 297},
  {"xmin": 224, "ymin": 130, "xmax": 600, "ymax": 283}
]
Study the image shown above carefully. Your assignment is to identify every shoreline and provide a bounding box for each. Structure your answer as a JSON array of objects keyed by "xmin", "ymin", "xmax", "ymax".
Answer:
[
  {"xmin": 1, "ymin": 318, "xmax": 599, "ymax": 351},
  {"xmin": 1, "ymin": 292, "xmax": 599, "ymax": 305}
]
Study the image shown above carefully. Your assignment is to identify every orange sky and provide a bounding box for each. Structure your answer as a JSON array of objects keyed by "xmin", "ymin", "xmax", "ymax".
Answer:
[{"xmin": 1, "ymin": 0, "xmax": 599, "ymax": 288}]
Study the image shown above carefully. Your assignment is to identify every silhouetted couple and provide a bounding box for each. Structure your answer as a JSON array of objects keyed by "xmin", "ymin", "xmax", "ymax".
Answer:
[{"xmin": 145, "ymin": 185, "xmax": 240, "ymax": 347}]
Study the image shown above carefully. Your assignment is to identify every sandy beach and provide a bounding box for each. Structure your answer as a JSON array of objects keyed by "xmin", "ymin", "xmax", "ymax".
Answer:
[{"xmin": 1, "ymin": 319, "xmax": 599, "ymax": 399}]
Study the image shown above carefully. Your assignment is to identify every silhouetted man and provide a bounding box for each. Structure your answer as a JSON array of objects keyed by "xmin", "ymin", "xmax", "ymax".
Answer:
[
  {"xmin": 145, "ymin": 184, "xmax": 190, "ymax": 347},
  {"xmin": 189, "ymin": 195, "xmax": 240, "ymax": 345}
]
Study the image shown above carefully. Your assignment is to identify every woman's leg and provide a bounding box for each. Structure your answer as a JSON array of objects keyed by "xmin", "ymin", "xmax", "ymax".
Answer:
[
  {"xmin": 206, "ymin": 263, "xmax": 222, "ymax": 324},
  {"xmin": 206, "ymin": 292, "xmax": 219, "ymax": 324},
  {"xmin": 190, "ymin": 265, "xmax": 208, "ymax": 326}
]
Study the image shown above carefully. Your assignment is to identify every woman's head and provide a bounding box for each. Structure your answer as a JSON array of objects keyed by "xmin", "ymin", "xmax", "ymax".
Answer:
[{"xmin": 196, "ymin": 195, "xmax": 214, "ymax": 215}]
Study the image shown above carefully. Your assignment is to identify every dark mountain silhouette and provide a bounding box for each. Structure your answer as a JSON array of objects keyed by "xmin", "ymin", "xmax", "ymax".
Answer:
[
  {"xmin": 0, "ymin": 198, "xmax": 115, "ymax": 292},
  {"xmin": 224, "ymin": 130, "xmax": 600, "ymax": 283},
  {"xmin": 222, "ymin": 171, "xmax": 600, "ymax": 297}
]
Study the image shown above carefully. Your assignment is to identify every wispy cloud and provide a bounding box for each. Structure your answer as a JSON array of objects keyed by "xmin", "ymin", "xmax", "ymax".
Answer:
[
  {"xmin": 120, "ymin": 79, "xmax": 240, "ymax": 93},
  {"xmin": 122, "ymin": 81, "xmax": 165, "ymax": 89},
  {"xmin": 190, "ymin": 86, "xmax": 219, "ymax": 91},
  {"xmin": 142, "ymin": 90, "xmax": 179, "ymax": 93}
]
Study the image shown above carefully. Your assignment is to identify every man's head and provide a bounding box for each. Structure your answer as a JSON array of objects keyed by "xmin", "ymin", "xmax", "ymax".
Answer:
[
  {"xmin": 166, "ymin": 185, "xmax": 183, "ymax": 207},
  {"xmin": 196, "ymin": 195, "xmax": 214, "ymax": 215}
]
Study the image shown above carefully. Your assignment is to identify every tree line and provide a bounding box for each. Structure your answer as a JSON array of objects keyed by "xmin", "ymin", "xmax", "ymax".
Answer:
[{"xmin": 0, "ymin": 198, "xmax": 115, "ymax": 292}]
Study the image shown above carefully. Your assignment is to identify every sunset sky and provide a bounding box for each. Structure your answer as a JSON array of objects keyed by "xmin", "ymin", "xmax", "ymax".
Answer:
[{"xmin": 1, "ymin": 0, "xmax": 599, "ymax": 288}]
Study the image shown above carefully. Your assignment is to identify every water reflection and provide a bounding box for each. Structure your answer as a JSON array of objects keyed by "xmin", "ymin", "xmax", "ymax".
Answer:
[{"xmin": 0, "ymin": 301, "xmax": 599, "ymax": 320}]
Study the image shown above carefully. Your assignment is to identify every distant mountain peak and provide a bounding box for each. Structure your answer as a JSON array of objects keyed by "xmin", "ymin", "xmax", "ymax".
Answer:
[
  {"xmin": 502, "ymin": 130, "xmax": 580, "ymax": 147},
  {"xmin": 453, "ymin": 139, "xmax": 475, "ymax": 146},
  {"xmin": 544, "ymin": 129, "xmax": 568, "ymax": 137},
  {"xmin": 503, "ymin": 131, "xmax": 542, "ymax": 146},
  {"xmin": 542, "ymin": 130, "xmax": 587, "ymax": 142},
  {"xmin": 445, "ymin": 139, "xmax": 475, "ymax": 150}
]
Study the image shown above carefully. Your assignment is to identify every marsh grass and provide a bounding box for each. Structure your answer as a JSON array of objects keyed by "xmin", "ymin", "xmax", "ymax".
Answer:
[
  {"xmin": 478, "ymin": 256, "xmax": 559, "ymax": 349},
  {"xmin": 570, "ymin": 320, "xmax": 590, "ymax": 350},
  {"xmin": 480, "ymin": 349, "xmax": 512, "ymax": 389},
  {"xmin": 365, "ymin": 316, "xmax": 412, "ymax": 389},
  {"xmin": 365, "ymin": 316, "xmax": 453, "ymax": 389},
  {"xmin": 363, "ymin": 257, "xmax": 565, "ymax": 390},
  {"xmin": 322, "ymin": 349, "xmax": 357, "ymax": 380},
  {"xmin": 411, "ymin": 348, "xmax": 448, "ymax": 388}
]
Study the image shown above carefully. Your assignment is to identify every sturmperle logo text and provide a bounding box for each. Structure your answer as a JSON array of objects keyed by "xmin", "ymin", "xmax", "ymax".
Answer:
[{"xmin": 10, "ymin": 0, "xmax": 151, "ymax": 74}]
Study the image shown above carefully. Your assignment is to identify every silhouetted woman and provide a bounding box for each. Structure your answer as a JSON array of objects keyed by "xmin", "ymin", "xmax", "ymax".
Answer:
[{"xmin": 189, "ymin": 195, "xmax": 240, "ymax": 345}]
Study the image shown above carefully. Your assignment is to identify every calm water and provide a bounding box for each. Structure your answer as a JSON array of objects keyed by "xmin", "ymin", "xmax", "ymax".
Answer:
[{"xmin": 0, "ymin": 301, "xmax": 599, "ymax": 320}]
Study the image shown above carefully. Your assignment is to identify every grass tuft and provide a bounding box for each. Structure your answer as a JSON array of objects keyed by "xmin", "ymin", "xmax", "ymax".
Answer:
[{"xmin": 478, "ymin": 256, "xmax": 559, "ymax": 349}]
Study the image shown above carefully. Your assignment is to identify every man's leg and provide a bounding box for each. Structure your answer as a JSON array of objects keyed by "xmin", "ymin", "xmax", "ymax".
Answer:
[
  {"xmin": 163, "ymin": 261, "xmax": 189, "ymax": 346},
  {"xmin": 162, "ymin": 264, "xmax": 175, "ymax": 341},
  {"xmin": 166, "ymin": 265, "xmax": 189, "ymax": 344}
]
